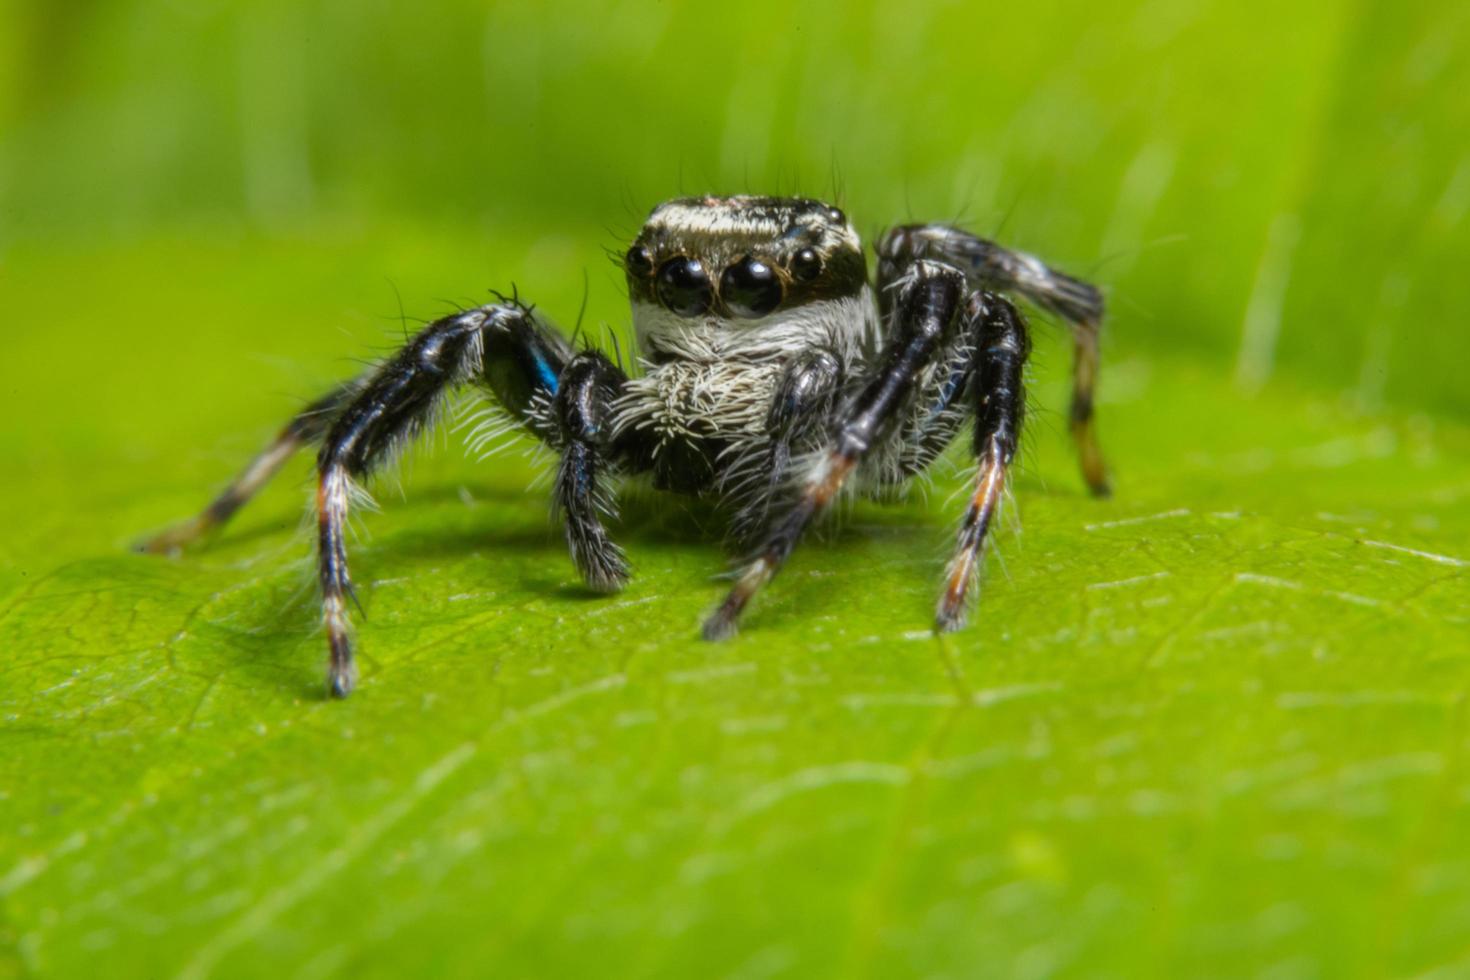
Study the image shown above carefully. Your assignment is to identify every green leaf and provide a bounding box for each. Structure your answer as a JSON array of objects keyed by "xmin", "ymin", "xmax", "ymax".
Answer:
[{"xmin": 3, "ymin": 0, "xmax": 1469, "ymax": 976}]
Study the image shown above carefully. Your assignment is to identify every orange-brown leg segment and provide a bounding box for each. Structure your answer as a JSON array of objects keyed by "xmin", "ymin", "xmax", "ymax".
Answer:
[{"xmin": 936, "ymin": 294, "xmax": 1030, "ymax": 631}]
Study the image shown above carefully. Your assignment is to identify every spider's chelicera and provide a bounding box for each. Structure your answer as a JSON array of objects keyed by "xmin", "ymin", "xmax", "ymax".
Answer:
[{"xmin": 143, "ymin": 196, "xmax": 1111, "ymax": 697}]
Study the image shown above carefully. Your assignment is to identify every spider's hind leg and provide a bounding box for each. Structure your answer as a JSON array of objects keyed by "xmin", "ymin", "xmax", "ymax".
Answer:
[
  {"xmin": 879, "ymin": 225, "xmax": 1110, "ymax": 496},
  {"xmin": 137, "ymin": 379, "xmax": 362, "ymax": 555}
]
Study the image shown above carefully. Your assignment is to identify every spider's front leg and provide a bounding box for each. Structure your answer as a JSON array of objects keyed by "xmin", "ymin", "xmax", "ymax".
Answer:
[
  {"xmin": 553, "ymin": 352, "xmax": 632, "ymax": 593},
  {"xmin": 315, "ymin": 308, "xmax": 506, "ymax": 697},
  {"xmin": 703, "ymin": 261, "xmax": 968, "ymax": 640},
  {"xmin": 879, "ymin": 225, "xmax": 1110, "ymax": 496},
  {"xmin": 315, "ymin": 302, "xmax": 632, "ymax": 697},
  {"xmin": 725, "ymin": 347, "xmax": 843, "ymax": 545},
  {"xmin": 936, "ymin": 292, "xmax": 1030, "ymax": 631}
]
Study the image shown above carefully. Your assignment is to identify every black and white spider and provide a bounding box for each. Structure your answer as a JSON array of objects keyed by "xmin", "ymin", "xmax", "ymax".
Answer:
[{"xmin": 143, "ymin": 196, "xmax": 1111, "ymax": 697}]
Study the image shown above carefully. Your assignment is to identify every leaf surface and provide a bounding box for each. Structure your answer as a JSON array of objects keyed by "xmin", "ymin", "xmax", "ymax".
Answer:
[{"xmin": 3, "ymin": 234, "xmax": 1469, "ymax": 978}]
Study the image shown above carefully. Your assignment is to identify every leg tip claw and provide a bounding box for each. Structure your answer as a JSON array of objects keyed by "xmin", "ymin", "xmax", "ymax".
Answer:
[
  {"xmin": 326, "ymin": 663, "xmax": 357, "ymax": 699},
  {"xmin": 934, "ymin": 602, "xmax": 968, "ymax": 635},
  {"xmin": 133, "ymin": 537, "xmax": 178, "ymax": 558},
  {"xmin": 584, "ymin": 560, "xmax": 631, "ymax": 596},
  {"xmin": 326, "ymin": 631, "xmax": 357, "ymax": 699},
  {"xmin": 134, "ymin": 517, "xmax": 207, "ymax": 557},
  {"xmin": 701, "ymin": 612, "xmax": 739, "ymax": 642},
  {"xmin": 574, "ymin": 538, "xmax": 631, "ymax": 595}
]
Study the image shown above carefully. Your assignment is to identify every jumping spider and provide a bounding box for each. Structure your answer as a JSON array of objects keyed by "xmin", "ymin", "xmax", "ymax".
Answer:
[{"xmin": 143, "ymin": 196, "xmax": 1111, "ymax": 697}]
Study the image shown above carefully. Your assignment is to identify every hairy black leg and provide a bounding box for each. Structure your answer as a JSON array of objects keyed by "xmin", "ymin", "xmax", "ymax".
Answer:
[
  {"xmin": 936, "ymin": 293, "xmax": 1030, "ymax": 631},
  {"xmin": 726, "ymin": 347, "xmax": 843, "ymax": 544},
  {"xmin": 766, "ymin": 347, "xmax": 844, "ymax": 475},
  {"xmin": 1068, "ymin": 324, "xmax": 1106, "ymax": 495},
  {"xmin": 480, "ymin": 301, "xmax": 578, "ymax": 441},
  {"xmin": 553, "ymin": 351, "xmax": 631, "ymax": 593},
  {"xmin": 703, "ymin": 262, "xmax": 967, "ymax": 640},
  {"xmin": 137, "ymin": 381, "xmax": 362, "ymax": 555},
  {"xmin": 316, "ymin": 303, "xmax": 563, "ymax": 698},
  {"xmin": 317, "ymin": 311, "xmax": 491, "ymax": 697},
  {"xmin": 878, "ymin": 225, "xmax": 1110, "ymax": 496},
  {"xmin": 859, "ymin": 326, "xmax": 981, "ymax": 488}
]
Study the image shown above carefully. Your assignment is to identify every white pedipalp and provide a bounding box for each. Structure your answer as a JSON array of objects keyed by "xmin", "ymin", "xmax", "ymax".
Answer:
[{"xmin": 616, "ymin": 288, "xmax": 879, "ymax": 450}]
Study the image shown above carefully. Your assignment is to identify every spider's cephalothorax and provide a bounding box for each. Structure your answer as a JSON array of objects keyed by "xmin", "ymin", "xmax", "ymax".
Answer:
[
  {"xmin": 143, "ymin": 195, "xmax": 1111, "ymax": 697},
  {"xmin": 618, "ymin": 197, "xmax": 877, "ymax": 498}
]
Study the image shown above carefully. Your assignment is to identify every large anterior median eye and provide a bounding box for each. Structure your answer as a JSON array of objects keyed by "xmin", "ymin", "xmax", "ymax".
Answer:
[
  {"xmin": 720, "ymin": 256, "xmax": 783, "ymax": 318},
  {"xmin": 656, "ymin": 257, "xmax": 712, "ymax": 317}
]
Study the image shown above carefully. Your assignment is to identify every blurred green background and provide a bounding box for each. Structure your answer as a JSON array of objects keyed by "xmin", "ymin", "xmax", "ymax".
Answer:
[
  {"xmin": 3, "ymin": 1, "xmax": 1470, "ymax": 978},
  {"xmin": 4, "ymin": 0, "xmax": 1466, "ymax": 417}
]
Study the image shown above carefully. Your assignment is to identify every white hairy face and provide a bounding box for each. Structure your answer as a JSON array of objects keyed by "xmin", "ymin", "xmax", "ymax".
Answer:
[{"xmin": 630, "ymin": 290, "xmax": 878, "ymax": 363}]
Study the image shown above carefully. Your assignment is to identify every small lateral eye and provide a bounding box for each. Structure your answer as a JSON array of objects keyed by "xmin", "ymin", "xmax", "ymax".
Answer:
[
  {"xmin": 720, "ymin": 256, "xmax": 783, "ymax": 318},
  {"xmin": 827, "ymin": 207, "xmax": 845, "ymax": 225},
  {"xmin": 791, "ymin": 247, "xmax": 823, "ymax": 282},
  {"xmin": 656, "ymin": 257, "xmax": 713, "ymax": 317},
  {"xmin": 625, "ymin": 244, "xmax": 654, "ymax": 277}
]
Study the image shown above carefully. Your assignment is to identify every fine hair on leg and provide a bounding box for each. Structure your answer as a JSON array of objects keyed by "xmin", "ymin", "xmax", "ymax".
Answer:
[
  {"xmin": 313, "ymin": 302, "xmax": 645, "ymax": 696},
  {"xmin": 552, "ymin": 350, "xmax": 633, "ymax": 593},
  {"xmin": 314, "ymin": 310, "xmax": 493, "ymax": 696},
  {"xmin": 936, "ymin": 291, "xmax": 1030, "ymax": 631}
]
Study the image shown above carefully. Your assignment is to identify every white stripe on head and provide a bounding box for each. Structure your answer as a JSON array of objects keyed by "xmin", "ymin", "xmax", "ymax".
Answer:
[{"xmin": 643, "ymin": 197, "xmax": 862, "ymax": 255}]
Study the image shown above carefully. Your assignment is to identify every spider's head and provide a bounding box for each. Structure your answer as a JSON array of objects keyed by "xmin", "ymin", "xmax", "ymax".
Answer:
[{"xmin": 624, "ymin": 196, "xmax": 866, "ymax": 325}]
